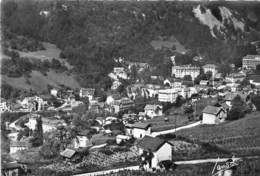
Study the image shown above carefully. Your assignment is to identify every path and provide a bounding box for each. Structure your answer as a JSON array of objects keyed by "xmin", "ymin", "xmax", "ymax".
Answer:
[
  {"xmin": 73, "ymin": 156, "xmax": 260, "ymax": 176},
  {"xmin": 150, "ymin": 121, "xmax": 202, "ymax": 137}
]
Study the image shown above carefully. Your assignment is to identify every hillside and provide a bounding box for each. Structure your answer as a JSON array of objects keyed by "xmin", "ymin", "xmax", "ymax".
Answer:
[
  {"xmin": 2, "ymin": 1, "xmax": 260, "ymax": 93},
  {"xmin": 175, "ymin": 112, "xmax": 260, "ymax": 156}
]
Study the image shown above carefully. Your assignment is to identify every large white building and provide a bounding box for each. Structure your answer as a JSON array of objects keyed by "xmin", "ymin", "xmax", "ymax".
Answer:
[
  {"xmin": 172, "ymin": 65, "xmax": 200, "ymax": 80},
  {"xmin": 242, "ymin": 55, "xmax": 260, "ymax": 69},
  {"xmin": 125, "ymin": 123, "xmax": 151, "ymax": 139},
  {"xmin": 158, "ymin": 89, "xmax": 179, "ymax": 103},
  {"xmin": 203, "ymin": 64, "xmax": 218, "ymax": 76}
]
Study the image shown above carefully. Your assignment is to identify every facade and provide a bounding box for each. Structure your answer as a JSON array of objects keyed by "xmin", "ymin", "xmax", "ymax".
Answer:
[
  {"xmin": 50, "ymin": 88, "xmax": 58, "ymax": 97},
  {"xmin": 79, "ymin": 88, "xmax": 95, "ymax": 101},
  {"xmin": 158, "ymin": 89, "xmax": 179, "ymax": 103},
  {"xmin": 242, "ymin": 55, "xmax": 260, "ymax": 69},
  {"xmin": 225, "ymin": 73, "xmax": 246, "ymax": 83},
  {"xmin": 202, "ymin": 106, "xmax": 227, "ymax": 124},
  {"xmin": 125, "ymin": 123, "xmax": 151, "ymax": 139},
  {"xmin": 137, "ymin": 136, "xmax": 172, "ymax": 170},
  {"xmin": 10, "ymin": 141, "xmax": 30, "ymax": 154},
  {"xmin": 25, "ymin": 115, "xmax": 66, "ymax": 133},
  {"xmin": 113, "ymin": 67, "xmax": 128, "ymax": 79},
  {"xmin": 172, "ymin": 65, "xmax": 200, "ymax": 80},
  {"xmin": 2, "ymin": 162, "xmax": 27, "ymax": 176},
  {"xmin": 112, "ymin": 98, "xmax": 134, "ymax": 113},
  {"xmin": 203, "ymin": 64, "xmax": 218, "ymax": 76},
  {"xmin": 73, "ymin": 135, "xmax": 92, "ymax": 149},
  {"xmin": 144, "ymin": 104, "xmax": 163, "ymax": 118},
  {"xmin": 0, "ymin": 99, "xmax": 9, "ymax": 112},
  {"xmin": 20, "ymin": 96, "xmax": 46, "ymax": 111}
]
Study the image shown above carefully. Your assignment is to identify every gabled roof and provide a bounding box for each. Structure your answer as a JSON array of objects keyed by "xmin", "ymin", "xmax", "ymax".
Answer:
[
  {"xmin": 60, "ymin": 148, "xmax": 76, "ymax": 158},
  {"xmin": 202, "ymin": 106, "xmax": 224, "ymax": 115},
  {"xmin": 144, "ymin": 104, "xmax": 162, "ymax": 111},
  {"xmin": 128, "ymin": 122, "xmax": 151, "ymax": 129},
  {"xmin": 137, "ymin": 136, "xmax": 170, "ymax": 152}
]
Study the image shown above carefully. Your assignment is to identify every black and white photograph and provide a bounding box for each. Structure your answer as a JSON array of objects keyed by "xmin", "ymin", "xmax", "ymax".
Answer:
[{"xmin": 1, "ymin": 0, "xmax": 260, "ymax": 175}]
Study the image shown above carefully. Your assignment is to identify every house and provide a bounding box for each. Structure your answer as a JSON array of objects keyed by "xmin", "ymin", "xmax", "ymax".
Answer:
[
  {"xmin": 144, "ymin": 104, "xmax": 163, "ymax": 118},
  {"xmin": 172, "ymin": 65, "xmax": 200, "ymax": 80},
  {"xmin": 60, "ymin": 148, "xmax": 77, "ymax": 159},
  {"xmin": 73, "ymin": 130, "xmax": 92, "ymax": 149},
  {"xmin": 111, "ymin": 80, "xmax": 122, "ymax": 90},
  {"xmin": 0, "ymin": 98, "xmax": 9, "ymax": 112},
  {"xmin": 158, "ymin": 89, "xmax": 178, "ymax": 103},
  {"xmin": 163, "ymin": 78, "xmax": 175, "ymax": 87},
  {"xmin": 203, "ymin": 64, "xmax": 218, "ymax": 76},
  {"xmin": 242, "ymin": 55, "xmax": 260, "ymax": 69},
  {"xmin": 116, "ymin": 134, "xmax": 131, "ymax": 144},
  {"xmin": 113, "ymin": 67, "xmax": 128, "ymax": 79},
  {"xmin": 225, "ymin": 73, "xmax": 245, "ymax": 83},
  {"xmin": 19, "ymin": 96, "xmax": 46, "ymax": 111},
  {"xmin": 248, "ymin": 75, "xmax": 260, "ymax": 87},
  {"xmin": 2, "ymin": 162, "xmax": 28, "ymax": 176},
  {"xmin": 125, "ymin": 122, "xmax": 151, "ymax": 139},
  {"xmin": 79, "ymin": 88, "xmax": 95, "ymax": 101},
  {"xmin": 137, "ymin": 136, "xmax": 172, "ymax": 170},
  {"xmin": 106, "ymin": 93, "xmax": 121, "ymax": 104},
  {"xmin": 202, "ymin": 106, "xmax": 227, "ymax": 124},
  {"xmin": 25, "ymin": 114, "xmax": 66, "ymax": 133},
  {"xmin": 50, "ymin": 88, "xmax": 58, "ymax": 97},
  {"xmin": 112, "ymin": 98, "xmax": 134, "ymax": 113},
  {"xmin": 200, "ymin": 80, "xmax": 209, "ymax": 86},
  {"xmin": 10, "ymin": 141, "xmax": 30, "ymax": 154}
]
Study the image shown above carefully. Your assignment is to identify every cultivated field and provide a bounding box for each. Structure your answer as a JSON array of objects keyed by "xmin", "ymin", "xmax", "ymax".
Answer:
[{"xmin": 175, "ymin": 112, "xmax": 260, "ymax": 156}]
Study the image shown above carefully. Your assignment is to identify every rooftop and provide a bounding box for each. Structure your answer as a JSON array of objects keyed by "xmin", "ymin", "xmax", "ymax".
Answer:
[
  {"xmin": 202, "ymin": 105, "xmax": 223, "ymax": 115},
  {"xmin": 126, "ymin": 122, "xmax": 151, "ymax": 129},
  {"xmin": 60, "ymin": 148, "xmax": 76, "ymax": 158},
  {"xmin": 137, "ymin": 136, "xmax": 169, "ymax": 152}
]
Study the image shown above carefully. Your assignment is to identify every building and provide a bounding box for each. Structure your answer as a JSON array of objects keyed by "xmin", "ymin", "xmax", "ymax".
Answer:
[
  {"xmin": 172, "ymin": 65, "xmax": 200, "ymax": 80},
  {"xmin": 113, "ymin": 67, "xmax": 128, "ymax": 79},
  {"xmin": 144, "ymin": 104, "xmax": 163, "ymax": 118},
  {"xmin": 2, "ymin": 162, "xmax": 28, "ymax": 176},
  {"xmin": 25, "ymin": 115, "xmax": 66, "ymax": 133},
  {"xmin": 10, "ymin": 141, "xmax": 30, "ymax": 154},
  {"xmin": 112, "ymin": 98, "xmax": 134, "ymax": 113},
  {"xmin": 79, "ymin": 88, "xmax": 95, "ymax": 101},
  {"xmin": 19, "ymin": 96, "xmax": 46, "ymax": 111},
  {"xmin": 0, "ymin": 99, "xmax": 9, "ymax": 112},
  {"xmin": 125, "ymin": 122, "xmax": 151, "ymax": 139},
  {"xmin": 202, "ymin": 106, "xmax": 227, "ymax": 124},
  {"xmin": 158, "ymin": 89, "xmax": 179, "ymax": 103},
  {"xmin": 203, "ymin": 64, "xmax": 218, "ymax": 76},
  {"xmin": 50, "ymin": 88, "xmax": 58, "ymax": 97},
  {"xmin": 225, "ymin": 73, "xmax": 246, "ymax": 83},
  {"xmin": 116, "ymin": 134, "xmax": 131, "ymax": 144},
  {"xmin": 73, "ymin": 131, "xmax": 92, "ymax": 149},
  {"xmin": 242, "ymin": 55, "xmax": 260, "ymax": 69},
  {"xmin": 106, "ymin": 94, "xmax": 121, "ymax": 104},
  {"xmin": 137, "ymin": 136, "xmax": 172, "ymax": 170},
  {"xmin": 200, "ymin": 80, "xmax": 209, "ymax": 86}
]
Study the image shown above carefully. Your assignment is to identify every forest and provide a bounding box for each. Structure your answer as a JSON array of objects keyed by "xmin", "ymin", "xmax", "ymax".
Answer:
[{"xmin": 2, "ymin": 0, "xmax": 260, "ymax": 90}]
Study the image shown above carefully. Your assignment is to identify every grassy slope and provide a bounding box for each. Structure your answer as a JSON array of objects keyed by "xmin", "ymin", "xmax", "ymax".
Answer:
[
  {"xmin": 175, "ymin": 112, "xmax": 260, "ymax": 155},
  {"xmin": 2, "ymin": 70, "xmax": 80, "ymax": 92},
  {"xmin": 2, "ymin": 42, "xmax": 80, "ymax": 92}
]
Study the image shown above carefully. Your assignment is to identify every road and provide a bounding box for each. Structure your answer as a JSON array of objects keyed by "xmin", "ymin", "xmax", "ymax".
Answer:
[
  {"xmin": 150, "ymin": 121, "xmax": 202, "ymax": 137},
  {"xmin": 74, "ymin": 156, "xmax": 260, "ymax": 176}
]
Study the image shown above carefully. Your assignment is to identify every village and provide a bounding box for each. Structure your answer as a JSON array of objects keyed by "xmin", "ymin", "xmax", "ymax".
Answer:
[{"xmin": 2, "ymin": 52, "xmax": 260, "ymax": 176}]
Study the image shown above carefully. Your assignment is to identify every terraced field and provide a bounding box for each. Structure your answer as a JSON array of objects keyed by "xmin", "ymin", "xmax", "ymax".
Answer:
[{"xmin": 175, "ymin": 112, "xmax": 260, "ymax": 156}]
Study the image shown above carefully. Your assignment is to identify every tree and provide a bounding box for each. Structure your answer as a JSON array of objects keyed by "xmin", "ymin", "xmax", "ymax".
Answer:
[
  {"xmin": 256, "ymin": 64, "xmax": 260, "ymax": 74},
  {"xmin": 183, "ymin": 75, "xmax": 192, "ymax": 81},
  {"xmin": 252, "ymin": 95, "xmax": 260, "ymax": 111},
  {"xmin": 205, "ymin": 71, "xmax": 212, "ymax": 80},
  {"xmin": 227, "ymin": 95, "xmax": 246, "ymax": 120}
]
